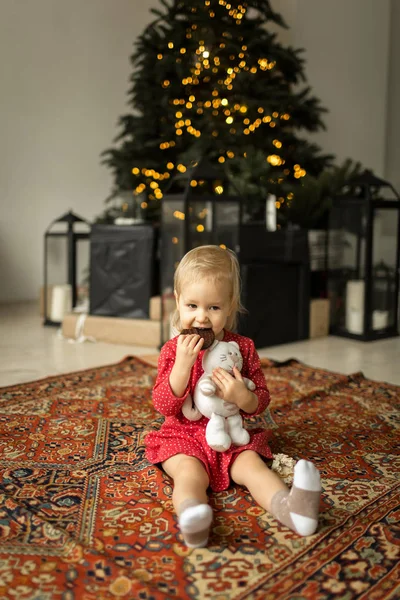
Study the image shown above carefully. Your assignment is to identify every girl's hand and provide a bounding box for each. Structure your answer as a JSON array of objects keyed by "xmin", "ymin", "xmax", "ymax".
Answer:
[
  {"xmin": 175, "ymin": 333, "xmax": 204, "ymax": 372},
  {"xmin": 212, "ymin": 367, "xmax": 258, "ymax": 413}
]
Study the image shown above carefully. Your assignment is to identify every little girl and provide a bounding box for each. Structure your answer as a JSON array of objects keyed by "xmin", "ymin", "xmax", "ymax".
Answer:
[{"xmin": 145, "ymin": 245, "xmax": 321, "ymax": 548}]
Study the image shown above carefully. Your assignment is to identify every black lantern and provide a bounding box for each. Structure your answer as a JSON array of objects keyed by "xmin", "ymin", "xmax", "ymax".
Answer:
[
  {"xmin": 159, "ymin": 159, "xmax": 244, "ymax": 344},
  {"xmin": 327, "ymin": 170, "xmax": 400, "ymax": 340},
  {"xmin": 43, "ymin": 211, "xmax": 91, "ymax": 326}
]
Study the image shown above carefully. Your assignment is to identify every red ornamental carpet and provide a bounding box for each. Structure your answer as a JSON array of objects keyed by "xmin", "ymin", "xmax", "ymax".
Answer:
[{"xmin": 0, "ymin": 356, "xmax": 399, "ymax": 599}]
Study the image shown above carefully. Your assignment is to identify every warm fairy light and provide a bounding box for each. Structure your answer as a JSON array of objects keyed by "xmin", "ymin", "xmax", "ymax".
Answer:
[
  {"xmin": 190, "ymin": 180, "xmax": 197, "ymax": 187},
  {"xmin": 239, "ymin": 106, "xmax": 247, "ymax": 113},
  {"xmin": 132, "ymin": 167, "xmax": 140, "ymax": 175},
  {"xmin": 173, "ymin": 211, "xmax": 185, "ymax": 220},
  {"xmin": 219, "ymin": 244, "xmax": 227, "ymax": 249},
  {"xmin": 258, "ymin": 58, "xmax": 276, "ymax": 71},
  {"xmin": 196, "ymin": 224, "xmax": 205, "ymax": 232},
  {"xmin": 168, "ymin": 42, "xmax": 174, "ymax": 49},
  {"xmin": 267, "ymin": 155, "xmax": 283, "ymax": 166},
  {"xmin": 172, "ymin": 237, "xmax": 179, "ymax": 244},
  {"xmin": 167, "ymin": 162, "xmax": 174, "ymax": 169},
  {"xmin": 218, "ymin": 156, "xmax": 226, "ymax": 163},
  {"xmin": 177, "ymin": 164, "xmax": 187, "ymax": 173},
  {"xmin": 215, "ymin": 185, "xmax": 224, "ymax": 194},
  {"xmin": 141, "ymin": 202, "xmax": 148, "ymax": 209},
  {"xmin": 157, "ymin": 54, "xmax": 163, "ymax": 60},
  {"xmin": 293, "ymin": 165, "xmax": 306, "ymax": 178},
  {"xmin": 226, "ymin": 116, "xmax": 233, "ymax": 124}
]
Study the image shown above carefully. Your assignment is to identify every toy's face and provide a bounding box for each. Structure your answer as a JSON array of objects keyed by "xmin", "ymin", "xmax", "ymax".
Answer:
[
  {"xmin": 176, "ymin": 278, "xmax": 232, "ymax": 341},
  {"xmin": 203, "ymin": 341, "xmax": 243, "ymax": 374}
]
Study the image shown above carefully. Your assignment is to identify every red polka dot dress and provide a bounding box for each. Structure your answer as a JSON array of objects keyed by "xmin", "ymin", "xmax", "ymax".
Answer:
[{"xmin": 144, "ymin": 330, "xmax": 273, "ymax": 492}]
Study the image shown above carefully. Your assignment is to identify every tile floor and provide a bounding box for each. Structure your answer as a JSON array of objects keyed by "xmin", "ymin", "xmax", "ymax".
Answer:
[{"xmin": 1, "ymin": 302, "xmax": 399, "ymax": 387}]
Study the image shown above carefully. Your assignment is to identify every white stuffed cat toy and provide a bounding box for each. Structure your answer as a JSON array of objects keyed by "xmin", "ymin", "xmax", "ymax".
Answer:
[{"xmin": 182, "ymin": 340, "xmax": 256, "ymax": 452}]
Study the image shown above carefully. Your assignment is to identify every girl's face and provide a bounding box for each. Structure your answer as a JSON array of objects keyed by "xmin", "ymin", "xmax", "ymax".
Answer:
[{"xmin": 176, "ymin": 277, "xmax": 232, "ymax": 341}]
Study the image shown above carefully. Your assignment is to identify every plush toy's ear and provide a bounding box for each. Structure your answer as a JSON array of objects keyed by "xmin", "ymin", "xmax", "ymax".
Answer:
[{"xmin": 229, "ymin": 341, "xmax": 240, "ymax": 350}]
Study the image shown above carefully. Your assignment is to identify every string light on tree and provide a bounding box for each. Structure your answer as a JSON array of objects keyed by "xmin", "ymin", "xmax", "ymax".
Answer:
[{"xmin": 101, "ymin": 0, "xmax": 331, "ymax": 225}]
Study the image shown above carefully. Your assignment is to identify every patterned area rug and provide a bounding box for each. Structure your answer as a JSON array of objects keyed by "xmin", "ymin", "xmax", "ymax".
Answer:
[{"xmin": 0, "ymin": 356, "xmax": 399, "ymax": 599}]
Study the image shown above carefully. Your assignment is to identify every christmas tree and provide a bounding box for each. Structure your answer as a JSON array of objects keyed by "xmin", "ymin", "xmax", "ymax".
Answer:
[{"xmin": 101, "ymin": 0, "xmax": 333, "ymax": 225}]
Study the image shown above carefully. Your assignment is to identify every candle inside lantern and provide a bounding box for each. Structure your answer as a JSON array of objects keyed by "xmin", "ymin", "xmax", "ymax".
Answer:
[
  {"xmin": 372, "ymin": 310, "xmax": 388, "ymax": 330},
  {"xmin": 345, "ymin": 280, "xmax": 364, "ymax": 334},
  {"xmin": 266, "ymin": 194, "xmax": 277, "ymax": 231},
  {"xmin": 50, "ymin": 284, "xmax": 72, "ymax": 322}
]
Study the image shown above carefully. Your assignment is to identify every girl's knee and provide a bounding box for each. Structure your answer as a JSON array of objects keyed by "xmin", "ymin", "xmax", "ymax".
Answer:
[
  {"xmin": 164, "ymin": 454, "xmax": 209, "ymax": 486},
  {"xmin": 230, "ymin": 450, "xmax": 266, "ymax": 484}
]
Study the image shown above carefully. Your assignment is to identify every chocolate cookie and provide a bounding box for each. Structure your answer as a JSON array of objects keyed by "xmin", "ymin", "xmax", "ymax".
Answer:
[{"xmin": 180, "ymin": 327, "xmax": 215, "ymax": 349}]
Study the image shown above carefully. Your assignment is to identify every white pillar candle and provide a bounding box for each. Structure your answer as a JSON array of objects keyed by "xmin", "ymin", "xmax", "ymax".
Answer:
[
  {"xmin": 373, "ymin": 310, "xmax": 388, "ymax": 330},
  {"xmin": 266, "ymin": 194, "xmax": 277, "ymax": 231},
  {"xmin": 345, "ymin": 280, "xmax": 364, "ymax": 334},
  {"xmin": 50, "ymin": 284, "xmax": 72, "ymax": 322}
]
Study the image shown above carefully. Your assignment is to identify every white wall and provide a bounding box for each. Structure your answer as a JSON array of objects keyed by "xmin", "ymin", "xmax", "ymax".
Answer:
[
  {"xmin": 292, "ymin": 0, "xmax": 391, "ymax": 175},
  {"xmin": 0, "ymin": 0, "xmax": 396, "ymax": 302},
  {"xmin": 0, "ymin": 0, "xmax": 158, "ymax": 302},
  {"xmin": 386, "ymin": 0, "xmax": 400, "ymax": 191}
]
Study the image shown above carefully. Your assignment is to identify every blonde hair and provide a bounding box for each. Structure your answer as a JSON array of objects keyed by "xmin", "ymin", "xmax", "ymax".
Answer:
[{"xmin": 171, "ymin": 245, "xmax": 245, "ymax": 333}]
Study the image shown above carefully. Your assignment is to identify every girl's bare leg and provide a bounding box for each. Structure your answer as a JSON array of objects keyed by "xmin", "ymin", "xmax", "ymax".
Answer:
[
  {"xmin": 163, "ymin": 454, "xmax": 213, "ymax": 547},
  {"xmin": 230, "ymin": 450, "xmax": 321, "ymax": 536}
]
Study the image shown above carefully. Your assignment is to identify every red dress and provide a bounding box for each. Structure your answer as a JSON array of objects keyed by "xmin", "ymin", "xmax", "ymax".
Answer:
[{"xmin": 144, "ymin": 330, "xmax": 273, "ymax": 492}]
